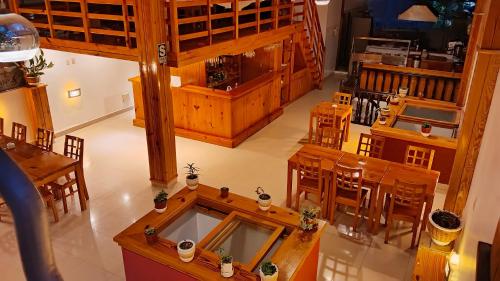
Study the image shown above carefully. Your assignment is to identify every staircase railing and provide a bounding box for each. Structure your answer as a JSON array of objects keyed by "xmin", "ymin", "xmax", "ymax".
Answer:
[{"xmin": 302, "ymin": 0, "xmax": 325, "ymax": 83}]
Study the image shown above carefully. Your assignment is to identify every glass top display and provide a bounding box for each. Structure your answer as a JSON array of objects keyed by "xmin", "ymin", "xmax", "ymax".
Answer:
[
  {"xmin": 401, "ymin": 105, "xmax": 457, "ymax": 123},
  {"xmin": 158, "ymin": 208, "xmax": 223, "ymax": 243},
  {"xmin": 393, "ymin": 120, "xmax": 456, "ymax": 138}
]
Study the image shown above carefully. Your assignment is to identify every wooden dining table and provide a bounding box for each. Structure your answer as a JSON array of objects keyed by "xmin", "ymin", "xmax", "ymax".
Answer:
[
  {"xmin": 287, "ymin": 144, "xmax": 440, "ymax": 234},
  {"xmin": 0, "ymin": 135, "xmax": 88, "ymax": 211},
  {"xmin": 309, "ymin": 102, "xmax": 352, "ymax": 142}
]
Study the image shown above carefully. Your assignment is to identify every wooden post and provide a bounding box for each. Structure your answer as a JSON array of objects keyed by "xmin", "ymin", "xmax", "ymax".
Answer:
[
  {"xmin": 24, "ymin": 85, "xmax": 54, "ymax": 138},
  {"xmin": 444, "ymin": 0, "xmax": 500, "ymax": 214},
  {"xmin": 135, "ymin": 0, "xmax": 178, "ymax": 185}
]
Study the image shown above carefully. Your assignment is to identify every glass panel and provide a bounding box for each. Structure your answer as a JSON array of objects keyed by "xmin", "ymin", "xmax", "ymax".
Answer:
[
  {"xmin": 158, "ymin": 208, "xmax": 223, "ymax": 243},
  {"xmin": 252, "ymin": 238, "xmax": 283, "ymax": 274},
  {"xmin": 401, "ymin": 105, "xmax": 456, "ymax": 123},
  {"xmin": 393, "ymin": 120, "xmax": 455, "ymax": 138},
  {"xmin": 206, "ymin": 217, "xmax": 275, "ymax": 264}
]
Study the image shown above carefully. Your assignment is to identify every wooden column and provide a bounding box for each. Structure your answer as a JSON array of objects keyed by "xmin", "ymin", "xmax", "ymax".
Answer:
[
  {"xmin": 444, "ymin": 0, "xmax": 500, "ymax": 214},
  {"xmin": 135, "ymin": 0, "xmax": 178, "ymax": 185},
  {"xmin": 25, "ymin": 85, "xmax": 54, "ymax": 138}
]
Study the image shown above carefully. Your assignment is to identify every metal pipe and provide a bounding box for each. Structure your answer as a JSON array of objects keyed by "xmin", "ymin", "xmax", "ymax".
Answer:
[{"xmin": 0, "ymin": 150, "xmax": 63, "ymax": 281}]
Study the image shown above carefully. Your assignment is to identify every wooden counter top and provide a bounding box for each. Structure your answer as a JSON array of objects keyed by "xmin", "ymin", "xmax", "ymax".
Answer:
[
  {"xmin": 114, "ymin": 184, "xmax": 325, "ymax": 281},
  {"xmin": 371, "ymin": 98, "xmax": 460, "ymax": 149},
  {"xmin": 363, "ymin": 63, "xmax": 462, "ymax": 79}
]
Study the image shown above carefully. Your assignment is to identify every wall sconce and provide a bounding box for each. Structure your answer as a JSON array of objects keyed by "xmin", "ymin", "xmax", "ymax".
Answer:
[
  {"xmin": 67, "ymin": 88, "xmax": 81, "ymax": 98},
  {"xmin": 170, "ymin": 76, "xmax": 181, "ymax": 88}
]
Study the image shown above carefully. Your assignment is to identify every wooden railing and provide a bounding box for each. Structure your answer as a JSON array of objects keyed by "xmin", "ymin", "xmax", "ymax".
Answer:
[
  {"xmin": 8, "ymin": 0, "xmax": 138, "ymax": 60},
  {"xmin": 300, "ymin": 0, "xmax": 324, "ymax": 84}
]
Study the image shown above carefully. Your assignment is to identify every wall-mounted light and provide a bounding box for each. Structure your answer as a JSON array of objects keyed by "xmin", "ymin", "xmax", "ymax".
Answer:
[
  {"xmin": 170, "ymin": 76, "xmax": 181, "ymax": 88},
  {"xmin": 67, "ymin": 88, "xmax": 81, "ymax": 98}
]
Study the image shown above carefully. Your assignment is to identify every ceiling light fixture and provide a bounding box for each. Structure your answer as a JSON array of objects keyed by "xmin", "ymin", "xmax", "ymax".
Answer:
[{"xmin": 398, "ymin": 4, "xmax": 438, "ymax": 23}]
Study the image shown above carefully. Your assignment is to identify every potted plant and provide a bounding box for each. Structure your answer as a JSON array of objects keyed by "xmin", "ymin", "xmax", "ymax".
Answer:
[
  {"xmin": 299, "ymin": 206, "xmax": 320, "ymax": 233},
  {"xmin": 378, "ymin": 115, "xmax": 387, "ymax": 125},
  {"xmin": 144, "ymin": 225, "xmax": 158, "ymax": 244},
  {"xmin": 427, "ymin": 209, "xmax": 463, "ymax": 246},
  {"xmin": 259, "ymin": 261, "xmax": 279, "ymax": 281},
  {"xmin": 256, "ymin": 187, "xmax": 272, "ymax": 211},
  {"xmin": 218, "ymin": 248, "xmax": 233, "ymax": 278},
  {"xmin": 153, "ymin": 190, "xmax": 168, "ymax": 213},
  {"xmin": 421, "ymin": 122, "xmax": 432, "ymax": 137},
  {"xmin": 17, "ymin": 49, "xmax": 54, "ymax": 85},
  {"xmin": 177, "ymin": 239, "xmax": 196, "ymax": 262},
  {"xmin": 184, "ymin": 163, "xmax": 200, "ymax": 190}
]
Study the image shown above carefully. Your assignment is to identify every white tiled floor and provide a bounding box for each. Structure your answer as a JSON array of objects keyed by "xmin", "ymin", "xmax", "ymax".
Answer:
[{"xmin": 0, "ymin": 75, "xmax": 447, "ymax": 280}]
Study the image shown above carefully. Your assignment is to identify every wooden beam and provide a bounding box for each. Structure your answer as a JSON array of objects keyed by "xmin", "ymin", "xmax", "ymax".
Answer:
[
  {"xmin": 24, "ymin": 85, "xmax": 54, "ymax": 138},
  {"xmin": 135, "ymin": 0, "xmax": 178, "ymax": 185},
  {"xmin": 444, "ymin": 0, "xmax": 500, "ymax": 214}
]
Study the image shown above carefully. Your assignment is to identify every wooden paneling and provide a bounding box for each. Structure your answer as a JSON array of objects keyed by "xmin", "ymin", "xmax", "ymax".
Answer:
[
  {"xmin": 289, "ymin": 68, "xmax": 313, "ymax": 102},
  {"xmin": 412, "ymin": 232, "xmax": 452, "ymax": 281},
  {"xmin": 135, "ymin": 0, "xmax": 177, "ymax": 185},
  {"xmin": 171, "ymin": 61, "xmax": 207, "ymax": 87},
  {"xmin": 444, "ymin": 0, "xmax": 500, "ymax": 214}
]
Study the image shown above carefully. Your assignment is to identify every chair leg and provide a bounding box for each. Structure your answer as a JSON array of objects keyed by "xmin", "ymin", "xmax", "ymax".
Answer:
[
  {"xmin": 48, "ymin": 198, "xmax": 59, "ymax": 222},
  {"xmin": 329, "ymin": 202, "xmax": 337, "ymax": 225},
  {"xmin": 353, "ymin": 207, "xmax": 360, "ymax": 232},
  {"xmin": 295, "ymin": 189, "xmax": 301, "ymax": 211},
  {"xmin": 61, "ymin": 189, "xmax": 68, "ymax": 214},
  {"xmin": 304, "ymin": 192, "xmax": 308, "ymax": 200},
  {"xmin": 384, "ymin": 217, "xmax": 392, "ymax": 244},
  {"xmin": 410, "ymin": 220, "xmax": 419, "ymax": 248}
]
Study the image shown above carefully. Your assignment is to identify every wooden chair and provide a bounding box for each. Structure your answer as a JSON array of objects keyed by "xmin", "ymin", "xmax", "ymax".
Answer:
[
  {"xmin": 312, "ymin": 126, "xmax": 344, "ymax": 150},
  {"xmin": 35, "ymin": 128, "xmax": 54, "ymax": 152},
  {"xmin": 38, "ymin": 186, "xmax": 59, "ymax": 223},
  {"xmin": 384, "ymin": 179, "xmax": 427, "ymax": 248},
  {"xmin": 329, "ymin": 164, "xmax": 368, "ymax": 231},
  {"xmin": 405, "ymin": 145, "xmax": 435, "ymax": 170},
  {"xmin": 11, "ymin": 122, "xmax": 27, "ymax": 142},
  {"xmin": 333, "ymin": 92, "xmax": 352, "ymax": 106},
  {"xmin": 295, "ymin": 153, "xmax": 324, "ymax": 215},
  {"xmin": 356, "ymin": 133, "xmax": 386, "ymax": 159},
  {"xmin": 309, "ymin": 105, "xmax": 336, "ymax": 144},
  {"xmin": 0, "ymin": 117, "xmax": 3, "ymax": 135},
  {"xmin": 50, "ymin": 135, "xmax": 84, "ymax": 213}
]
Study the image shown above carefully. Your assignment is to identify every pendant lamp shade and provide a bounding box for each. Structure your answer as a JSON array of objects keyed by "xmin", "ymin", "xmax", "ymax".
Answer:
[
  {"xmin": 398, "ymin": 4, "xmax": 438, "ymax": 23},
  {"xmin": 0, "ymin": 12, "xmax": 40, "ymax": 62}
]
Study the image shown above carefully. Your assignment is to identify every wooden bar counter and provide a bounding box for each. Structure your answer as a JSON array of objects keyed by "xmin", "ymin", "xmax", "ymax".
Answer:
[
  {"xmin": 130, "ymin": 71, "xmax": 282, "ymax": 148},
  {"xmin": 114, "ymin": 185, "xmax": 325, "ymax": 281},
  {"xmin": 371, "ymin": 98, "xmax": 462, "ymax": 183}
]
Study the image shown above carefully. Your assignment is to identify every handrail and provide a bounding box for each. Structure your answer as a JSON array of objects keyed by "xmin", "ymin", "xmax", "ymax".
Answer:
[{"xmin": 300, "ymin": 0, "xmax": 325, "ymax": 83}]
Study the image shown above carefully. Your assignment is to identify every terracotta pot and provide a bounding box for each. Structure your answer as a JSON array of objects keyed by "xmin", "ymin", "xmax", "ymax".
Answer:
[
  {"xmin": 154, "ymin": 200, "xmax": 167, "ymax": 213},
  {"xmin": 220, "ymin": 187, "xmax": 229, "ymax": 198},
  {"xmin": 145, "ymin": 234, "xmax": 158, "ymax": 244},
  {"xmin": 186, "ymin": 175, "xmax": 199, "ymax": 190},
  {"xmin": 25, "ymin": 76, "xmax": 40, "ymax": 85}
]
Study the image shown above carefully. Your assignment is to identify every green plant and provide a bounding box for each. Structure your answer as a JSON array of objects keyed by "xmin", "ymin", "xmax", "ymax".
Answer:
[
  {"xmin": 422, "ymin": 122, "xmax": 432, "ymax": 129},
  {"xmin": 260, "ymin": 261, "xmax": 277, "ymax": 276},
  {"xmin": 184, "ymin": 163, "xmax": 200, "ymax": 179},
  {"xmin": 154, "ymin": 190, "xmax": 168, "ymax": 203},
  {"xmin": 18, "ymin": 49, "xmax": 54, "ymax": 78},
  {"xmin": 217, "ymin": 248, "xmax": 232, "ymax": 264},
  {"xmin": 144, "ymin": 225, "xmax": 156, "ymax": 236},
  {"xmin": 299, "ymin": 206, "xmax": 320, "ymax": 231}
]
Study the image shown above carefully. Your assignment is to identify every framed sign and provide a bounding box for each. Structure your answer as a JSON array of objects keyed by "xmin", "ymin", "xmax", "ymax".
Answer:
[{"xmin": 157, "ymin": 43, "xmax": 168, "ymax": 65}]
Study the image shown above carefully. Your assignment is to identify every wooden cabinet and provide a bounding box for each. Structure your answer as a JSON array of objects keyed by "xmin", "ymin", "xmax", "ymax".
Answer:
[{"xmin": 412, "ymin": 232, "xmax": 452, "ymax": 281}]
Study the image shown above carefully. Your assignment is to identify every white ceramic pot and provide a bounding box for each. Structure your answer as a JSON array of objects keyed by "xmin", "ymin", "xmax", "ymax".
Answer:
[
  {"xmin": 154, "ymin": 201, "xmax": 167, "ymax": 213},
  {"xmin": 399, "ymin": 87, "xmax": 408, "ymax": 96},
  {"xmin": 186, "ymin": 176, "xmax": 199, "ymax": 190},
  {"xmin": 378, "ymin": 119, "xmax": 386, "ymax": 125},
  {"xmin": 420, "ymin": 131, "xmax": 431, "ymax": 137},
  {"xmin": 259, "ymin": 264, "xmax": 279, "ymax": 281},
  {"xmin": 154, "ymin": 206, "xmax": 167, "ymax": 213},
  {"xmin": 258, "ymin": 194, "xmax": 272, "ymax": 211},
  {"xmin": 221, "ymin": 262, "xmax": 234, "ymax": 278},
  {"xmin": 177, "ymin": 240, "xmax": 196, "ymax": 262}
]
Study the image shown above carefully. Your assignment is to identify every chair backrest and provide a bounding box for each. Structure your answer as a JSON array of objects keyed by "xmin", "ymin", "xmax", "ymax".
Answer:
[
  {"xmin": 35, "ymin": 128, "xmax": 54, "ymax": 152},
  {"xmin": 0, "ymin": 117, "xmax": 3, "ymax": 135},
  {"xmin": 334, "ymin": 164, "xmax": 363, "ymax": 197},
  {"xmin": 316, "ymin": 105, "xmax": 337, "ymax": 128},
  {"xmin": 64, "ymin": 135, "xmax": 84, "ymax": 162},
  {"xmin": 312, "ymin": 126, "xmax": 344, "ymax": 150},
  {"xmin": 333, "ymin": 92, "xmax": 352, "ymax": 106},
  {"xmin": 392, "ymin": 179, "xmax": 427, "ymax": 210},
  {"xmin": 297, "ymin": 152, "xmax": 322, "ymax": 188},
  {"xmin": 356, "ymin": 133, "xmax": 385, "ymax": 159},
  {"xmin": 11, "ymin": 122, "xmax": 27, "ymax": 142},
  {"xmin": 405, "ymin": 145, "xmax": 435, "ymax": 170}
]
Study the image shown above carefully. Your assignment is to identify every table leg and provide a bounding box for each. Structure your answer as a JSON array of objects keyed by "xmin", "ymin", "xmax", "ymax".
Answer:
[
  {"xmin": 344, "ymin": 112, "xmax": 351, "ymax": 142},
  {"xmin": 373, "ymin": 185, "xmax": 385, "ymax": 234},
  {"xmin": 322, "ymin": 172, "xmax": 331, "ymax": 219},
  {"xmin": 367, "ymin": 183, "xmax": 378, "ymax": 233},
  {"xmin": 419, "ymin": 195, "xmax": 434, "ymax": 245},
  {"xmin": 75, "ymin": 164, "xmax": 87, "ymax": 211},
  {"xmin": 286, "ymin": 161, "xmax": 293, "ymax": 208}
]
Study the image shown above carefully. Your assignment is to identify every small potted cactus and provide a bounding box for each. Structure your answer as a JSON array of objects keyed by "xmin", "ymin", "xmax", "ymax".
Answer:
[
  {"xmin": 184, "ymin": 163, "xmax": 200, "ymax": 190},
  {"xmin": 256, "ymin": 187, "xmax": 272, "ymax": 211},
  {"xmin": 144, "ymin": 225, "xmax": 158, "ymax": 244},
  {"xmin": 177, "ymin": 239, "xmax": 196, "ymax": 262},
  {"xmin": 259, "ymin": 261, "xmax": 279, "ymax": 281},
  {"xmin": 218, "ymin": 248, "xmax": 233, "ymax": 278},
  {"xmin": 153, "ymin": 190, "xmax": 168, "ymax": 213},
  {"xmin": 421, "ymin": 122, "xmax": 432, "ymax": 137}
]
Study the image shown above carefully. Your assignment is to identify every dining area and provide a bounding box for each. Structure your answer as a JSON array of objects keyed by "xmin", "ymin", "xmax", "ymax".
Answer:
[
  {"xmin": 0, "ymin": 117, "xmax": 88, "ymax": 223},
  {"xmin": 288, "ymin": 92, "xmax": 441, "ymax": 248}
]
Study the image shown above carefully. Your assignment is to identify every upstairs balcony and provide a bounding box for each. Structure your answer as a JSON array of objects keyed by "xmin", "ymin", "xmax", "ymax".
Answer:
[{"xmin": 9, "ymin": 0, "xmax": 308, "ymax": 66}]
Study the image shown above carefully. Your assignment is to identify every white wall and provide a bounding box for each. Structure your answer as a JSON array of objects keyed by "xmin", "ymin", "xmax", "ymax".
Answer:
[
  {"xmin": 40, "ymin": 49, "xmax": 139, "ymax": 133},
  {"xmin": 0, "ymin": 87, "xmax": 34, "ymax": 141},
  {"xmin": 454, "ymin": 72, "xmax": 500, "ymax": 280}
]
